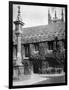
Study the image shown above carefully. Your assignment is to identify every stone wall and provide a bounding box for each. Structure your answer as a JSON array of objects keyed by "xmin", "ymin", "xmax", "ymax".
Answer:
[{"xmin": 58, "ymin": 40, "xmax": 64, "ymax": 52}]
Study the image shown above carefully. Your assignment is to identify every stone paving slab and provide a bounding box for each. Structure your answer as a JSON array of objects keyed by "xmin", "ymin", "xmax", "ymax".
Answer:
[
  {"xmin": 13, "ymin": 73, "xmax": 65, "ymax": 86},
  {"xmin": 13, "ymin": 74, "xmax": 49, "ymax": 86},
  {"xmin": 39, "ymin": 72, "xmax": 65, "ymax": 77}
]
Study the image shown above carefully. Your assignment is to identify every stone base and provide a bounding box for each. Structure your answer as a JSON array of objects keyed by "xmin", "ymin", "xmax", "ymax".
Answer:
[
  {"xmin": 24, "ymin": 60, "xmax": 33, "ymax": 75},
  {"xmin": 13, "ymin": 66, "xmax": 24, "ymax": 80}
]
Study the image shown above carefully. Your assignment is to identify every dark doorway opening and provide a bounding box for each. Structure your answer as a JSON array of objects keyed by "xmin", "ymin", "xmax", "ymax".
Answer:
[{"xmin": 33, "ymin": 60, "xmax": 42, "ymax": 73}]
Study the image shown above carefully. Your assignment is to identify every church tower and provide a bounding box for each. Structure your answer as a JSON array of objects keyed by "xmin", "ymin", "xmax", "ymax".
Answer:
[
  {"xmin": 53, "ymin": 10, "xmax": 57, "ymax": 23},
  {"xmin": 48, "ymin": 9, "xmax": 51, "ymax": 24}
]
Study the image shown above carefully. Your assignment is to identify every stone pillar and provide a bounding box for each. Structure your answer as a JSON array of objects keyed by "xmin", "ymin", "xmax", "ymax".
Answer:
[
  {"xmin": 13, "ymin": 6, "xmax": 24, "ymax": 79},
  {"xmin": 16, "ymin": 36, "xmax": 22, "ymax": 65},
  {"xmin": 14, "ymin": 6, "xmax": 24, "ymax": 66}
]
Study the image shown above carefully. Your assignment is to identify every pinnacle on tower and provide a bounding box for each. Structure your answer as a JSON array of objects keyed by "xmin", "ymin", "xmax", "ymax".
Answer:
[
  {"xmin": 52, "ymin": 10, "xmax": 57, "ymax": 23},
  {"xmin": 61, "ymin": 8, "xmax": 64, "ymax": 22},
  {"xmin": 54, "ymin": 10, "xmax": 57, "ymax": 19},
  {"xmin": 48, "ymin": 9, "xmax": 51, "ymax": 24}
]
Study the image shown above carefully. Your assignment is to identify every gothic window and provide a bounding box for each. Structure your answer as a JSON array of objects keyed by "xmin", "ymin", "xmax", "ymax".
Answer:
[{"xmin": 24, "ymin": 44, "xmax": 30, "ymax": 57}]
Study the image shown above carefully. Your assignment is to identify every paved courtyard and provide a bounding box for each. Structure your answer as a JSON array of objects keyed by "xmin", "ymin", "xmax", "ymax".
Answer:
[{"xmin": 13, "ymin": 72, "xmax": 65, "ymax": 86}]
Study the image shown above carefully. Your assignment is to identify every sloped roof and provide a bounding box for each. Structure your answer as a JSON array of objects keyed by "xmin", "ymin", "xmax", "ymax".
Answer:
[{"xmin": 13, "ymin": 22, "xmax": 65, "ymax": 44}]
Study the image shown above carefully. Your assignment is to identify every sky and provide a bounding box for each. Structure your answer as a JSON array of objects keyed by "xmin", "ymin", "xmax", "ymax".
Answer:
[{"xmin": 13, "ymin": 4, "xmax": 65, "ymax": 29}]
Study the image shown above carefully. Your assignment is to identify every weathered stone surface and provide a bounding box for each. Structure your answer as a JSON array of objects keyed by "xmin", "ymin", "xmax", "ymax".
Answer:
[
  {"xmin": 24, "ymin": 60, "xmax": 33, "ymax": 75},
  {"xmin": 21, "ymin": 45, "xmax": 25, "ymax": 59}
]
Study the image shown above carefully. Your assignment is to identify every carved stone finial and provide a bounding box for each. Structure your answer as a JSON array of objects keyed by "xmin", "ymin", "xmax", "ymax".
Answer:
[{"xmin": 17, "ymin": 6, "xmax": 21, "ymax": 21}]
